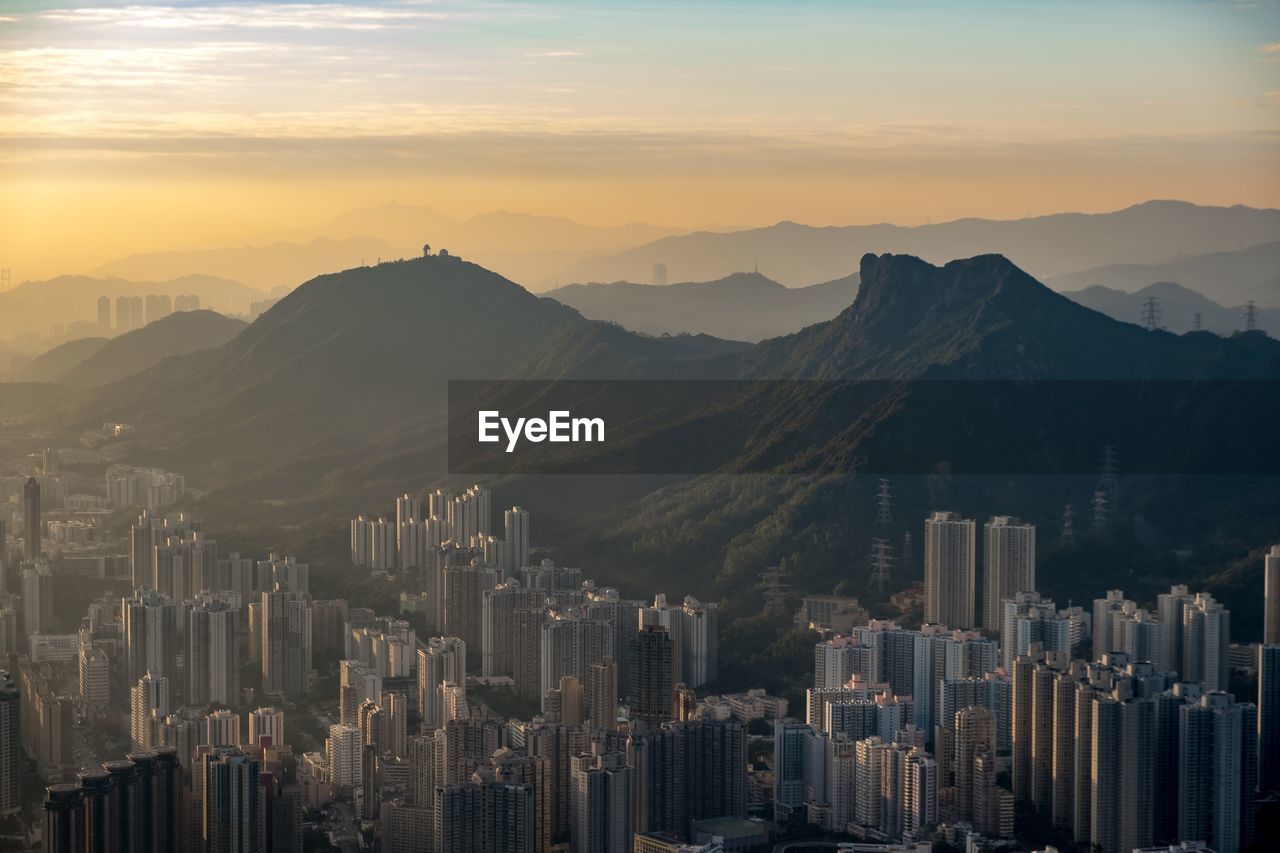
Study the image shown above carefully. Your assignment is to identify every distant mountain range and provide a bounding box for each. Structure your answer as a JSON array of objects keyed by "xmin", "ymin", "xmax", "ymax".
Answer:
[
  {"xmin": 38, "ymin": 253, "xmax": 1280, "ymax": 635},
  {"xmin": 561, "ymin": 201, "xmax": 1280, "ymax": 289},
  {"xmin": 546, "ymin": 272, "xmax": 858, "ymax": 341},
  {"xmin": 1065, "ymin": 281, "xmax": 1279, "ymax": 336},
  {"xmin": 0, "ymin": 273, "xmax": 262, "ymax": 340},
  {"xmin": 94, "ymin": 237, "xmax": 393, "ymax": 294},
  {"xmin": 1048, "ymin": 240, "xmax": 1280, "ymax": 308},
  {"xmin": 95, "ymin": 206, "xmax": 685, "ymax": 294}
]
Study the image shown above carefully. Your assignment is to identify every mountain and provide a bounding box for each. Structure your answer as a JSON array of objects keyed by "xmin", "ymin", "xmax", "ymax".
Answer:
[
  {"xmin": 20, "ymin": 337, "xmax": 109, "ymax": 382},
  {"xmin": 45, "ymin": 253, "xmax": 1280, "ymax": 636},
  {"xmin": 561, "ymin": 201, "xmax": 1280, "ymax": 288},
  {"xmin": 61, "ymin": 256, "xmax": 743, "ymax": 503},
  {"xmin": 94, "ymin": 236, "xmax": 399, "ymax": 292},
  {"xmin": 0, "ymin": 273, "xmax": 263, "ymax": 339},
  {"xmin": 58, "ymin": 310, "xmax": 247, "ymax": 387},
  {"xmin": 1048, "ymin": 240, "xmax": 1280, "ymax": 308},
  {"xmin": 545, "ymin": 272, "xmax": 859, "ymax": 341},
  {"xmin": 1064, "ymin": 281, "xmax": 1280, "ymax": 336},
  {"xmin": 184, "ymin": 205, "xmax": 686, "ymax": 293}
]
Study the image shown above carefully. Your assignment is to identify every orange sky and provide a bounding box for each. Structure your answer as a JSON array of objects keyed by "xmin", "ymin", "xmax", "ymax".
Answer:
[{"xmin": 1, "ymin": 0, "xmax": 1277, "ymax": 281}]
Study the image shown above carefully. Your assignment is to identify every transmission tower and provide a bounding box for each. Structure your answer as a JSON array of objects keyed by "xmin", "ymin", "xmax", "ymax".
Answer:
[
  {"xmin": 1091, "ymin": 490, "xmax": 1109, "ymax": 530},
  {"xmin": 1096, "ymin": 444, "xmax": 1119, "ymax": 502},
  {"xmin": 1244, "ymin": 301, "xmax": 1260, "ymax": 332},
  {"xmin": 1141, "ymin": 296, "xmax": 1161, "ymax": 331},
  {"xmin": 760, "ymin": 564, "xmax": 792, "ymax": 609},
  {"xmin": 1192, "ymin": 312, "xmax": 1203, "ymax": 332},
  {"xmin": 902, "ymin": 531, "xmax": 914, "ymax": 566},
  {"xmin": 869, "ymin": 537, "xmax": 894, "ymax": 596},
  {"xmin": 1060, "ymin": 504, "xmax": 1075, "ymax": 545},
  {"xmin": 875, "ymin": 478, "xmax": 893, "ymax": 527}
]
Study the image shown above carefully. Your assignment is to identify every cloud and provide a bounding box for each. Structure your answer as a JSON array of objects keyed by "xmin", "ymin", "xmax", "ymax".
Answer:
[
  {"xmin": 36, "ymin": 4, "xmax": 460, "ymax": 32},
  {"xmin": 1261, "ymin": 43, "xmax": 1280, "ymax": 61},
  {"xmin": 525, "ymin": 51, "xmax": 582, "ymax": 58}
]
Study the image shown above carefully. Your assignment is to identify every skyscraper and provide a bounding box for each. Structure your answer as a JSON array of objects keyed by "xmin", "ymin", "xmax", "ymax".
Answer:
[
  {"xmin": 1265, "ymin": 544, "xmax": 1280, "ymax": 646},
  {"xmin": 418, "ymin": 636, "xmax": 466, "ymax": 731},
  {"xmin": 261, "ymin": 591, "xmax": 311, "ymax": 699},
  {"xmin": 631, "ymin": 625, "xmax": 674, "ymax": 731},
  {"xmin": 97, "ymin": 295, "xmax": 111, "ymax": 334},
  {"xmin": 202, "ymin": 747, "xmax": 262, "ymax": 853},
  {"xmin": 121, "ymin": 588, "xmax": 179, "ymax": 693},
  {"xmin": 130, "ymin": 671, "xmax": 169, "ymax": 751},
  {"xmin": 0, "ymin": 673, "xmax": 17, "ymax": 816},
  {"xmin": 923, "ymin": 511, "xmax": 976, "ymax": 629},
  {"xmin": 570, "ymin": 749, "xmax": 634, "ymax": 853},
  {"xmin": 42, "ymin": 784, "xmax": 84, "ymax": 853},
  {"xmin": 982, "ymin": 516, "xmax": 1035, "ymax": 630},
  {"xmin": 503, "ymin": 506, "xmax": 530, "ymax": 576},
  {"xmin": 187, "ymin": 595, "xmax": 240, "ymax": 707},
  {"xmin": 21, "ymin": 562, "xmax": 51, "ymax": 638},
  {"xmin": 1259, "ymin": 644, "xmax": 1280, "ymax": 793},
  {"xmin": 249, "ymin": 707, "xmax": 285, "ymax": 748},
  {"xmin": 1178, "ymin": 691, "xmax": 1256, "ymax": 853},
  {"xmin": 23, "ymin": 476, "xmax": 41, "ymax": 560}
]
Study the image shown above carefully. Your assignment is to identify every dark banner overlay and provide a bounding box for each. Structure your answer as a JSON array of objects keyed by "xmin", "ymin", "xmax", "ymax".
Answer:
[{"xmin": 447, "ymin": 379, "xmax": 1279, "ymax": 476}]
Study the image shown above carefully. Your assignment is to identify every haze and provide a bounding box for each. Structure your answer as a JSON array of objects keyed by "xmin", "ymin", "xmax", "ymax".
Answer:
[{"xmin": 1, "ymin": 0, "xmax": 1278, "ymax": 280}]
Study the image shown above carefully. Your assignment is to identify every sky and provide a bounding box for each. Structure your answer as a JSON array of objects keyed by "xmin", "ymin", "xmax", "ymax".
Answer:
[{"xmin": 0, "ymin": 0, "xmax": 1277, "ymax": 279}]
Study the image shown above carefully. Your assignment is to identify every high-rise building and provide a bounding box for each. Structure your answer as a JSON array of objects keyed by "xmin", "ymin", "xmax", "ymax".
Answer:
[
  {"xmin": 982, "ymin": 516, "xmax": 1035, "ymax": 630},
  {"xmin": 419, "ymin": 636, "xmax": 466, "ymax": 731},
  {"xmin": 22, "ymin": 562, "xmax": 52, "ymax": 638},
  {"xmin": 999, "ymin": 591, "xmax": 1080, "ymax": 672},
  {"xmin": 144, "ymin": 294, "xmax": 172, "ymax": 325},
  {"xmin": 261, "ymin": 591, "xmax": 311, "ymax": 699},
  {"xmin": 503, "ymin": 506, "xmax": 530, "ymax": 576},
  {"xmin": 952, "ymin": 706, "xmax": 996, "ymax": 824},
  {"xmin": 202, "ymin": 746, "xmax": 262, "ymax": 853},
  {"xmin": 1266, "ymin": 545, "xmax": 1280, "ymax": 646},
  {"xmin": 443, "ymin": 562, "xmax": 499, "ymax": 652},
  {"xmin": 570, "ymin": 749, "xmax": 634, "ymax": 853},
  {"xmin": 1178, "ymin": 691, "xmax": 1257, "ymax": 853},
  {"xmin": 0, "ymin": 673, "xmax": 17, "ymax": 816},
  {"xmin": 630, "ymin": 718, "xmax": 747, "ymax": 838},
  {"xmin": 23, "ymin": 476, "xmax": 41, "ymax": 561},
  {"xmin": 249, "ymin": 707, "xmax": 285, "ymax": 748},
  {"xmin": 42, "ymin": 784, "xmax": 84, "ymax": 853},
  {"xmin": 206, "ymin": 708, "xmax": 242, "ymax": 747},
  {"xmin": 923, "ymin": 511, "xmax": 976, "ymax": 629},
  {"xmin": 327, "ymin": 724, "xmax": 363, "ymax": 789},
  {"xmin": 78, "ymin": 645, "xmax": 110, "ymax": 706},
  {"xmin": 481, "ymin": 582, "xmax": 544, "ymax": 679},
  {"xmin": 115, "ymin": 294, "xmax": 132, "ymax": 332},
  {"xmin": 631, "ymin": 625, "xmax": 674, "ymax": 730},
  {"xmin": 121, "ymin": 587, "xmax": 179, "ymax": 693},
  {"xmin": 187, "ymin": 594, "xmax": 240, "ymax": 707},
  {"xmin": 1181, "ymin": 591, "xmax": 1231, "ymax": 691},
  {"xmin": 130, "ymin": 671, "xmax": 169, "ymax": 751},
  {"xmin": 587, "ymin": 657, "xmax": 618, "ymax": 729},
  {"xmin": 1259, "ymin": 644, "xmax": 1280, "ymax": 793},
  {"xmin": 96, "ymin": 295, "xmax": 111, "ymax": 334}
]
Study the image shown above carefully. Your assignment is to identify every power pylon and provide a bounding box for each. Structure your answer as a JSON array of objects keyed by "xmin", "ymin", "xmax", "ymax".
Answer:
[
  {"xmin": 875, "ymin": 479, "xmax": 893, "ymax": 527},
  {"xmin": 869, "ymin": 537, "xmax": 894, "ymax": 596}
]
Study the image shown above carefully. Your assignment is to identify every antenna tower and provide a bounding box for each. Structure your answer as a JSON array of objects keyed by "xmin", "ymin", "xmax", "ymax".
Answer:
[{"xmin": 1060, "ymin": 504, "xmax": 1075, "ymax": 546}]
